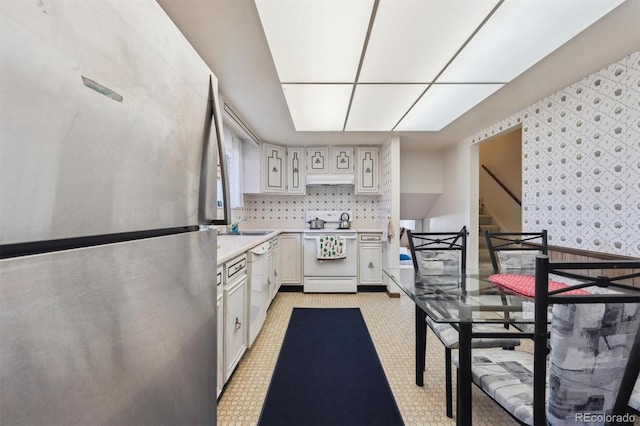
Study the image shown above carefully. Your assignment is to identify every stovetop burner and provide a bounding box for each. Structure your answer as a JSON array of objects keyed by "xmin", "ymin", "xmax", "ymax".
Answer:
[
  {"xmin": 304, "ymin": 210, "xmax": 355, "ymax": 233},
  {"xmin": 304, "ymin": 227, "xmax": 356, "ymax": 233}
]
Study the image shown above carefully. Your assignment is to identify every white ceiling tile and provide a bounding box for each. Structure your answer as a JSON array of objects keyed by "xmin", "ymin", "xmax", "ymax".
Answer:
[
  {"xmin": 395, "ymin": 84, "xmax": 503, "ymax": 131},
  {"xmin": 281, "ymin": 84, "xmax": 353, "ymax": 131},
  {"xmin": 346, "ymin": 84, "xmax": 427, "ymax": 131},
  {"xmin": 438, "ymin": 0, "xmax": 625, "ymax": 82},
  {"xmin": 359, "ymin": 0, "xmax": 500, "ymax": 83},
  {"xmin": 254, "ymin": 0, "xmax": 374, "ymax": 83}
]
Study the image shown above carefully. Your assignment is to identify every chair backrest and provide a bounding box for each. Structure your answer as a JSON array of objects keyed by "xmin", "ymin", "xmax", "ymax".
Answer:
[
  {"xmin": 534, "ymin": 256, "xmax": 640, "ymax": 425},
  {"xmin": 406, "ymin": 227, "xmax": 467, "ymax": 277},
  {"xmin": 484, "ymin": 230, "xmax": 548, "ymax": 274}
]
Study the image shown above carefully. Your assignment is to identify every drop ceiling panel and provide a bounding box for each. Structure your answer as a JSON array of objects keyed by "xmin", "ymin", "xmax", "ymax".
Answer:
[
  {"xmin": 359, "ymin": 0, "xmax": 500, "ymax": 83},
  {"xmin": 254, "ymin": 0, "xmax": 374, "ymax": 83},
  {"xmin": 281, "ymin": 84, "xmax": 353, "ymax": 131},
  {"xmin": 438, "ymin": 0, "xmax": 625, "ymax": 83},
  {"xmin": 346, "ymin": 84, "xmax": 427, "ymax": 131},
  {"xmin": 395, "ymin": 83, "xmax": 503, "ymax": 131}
]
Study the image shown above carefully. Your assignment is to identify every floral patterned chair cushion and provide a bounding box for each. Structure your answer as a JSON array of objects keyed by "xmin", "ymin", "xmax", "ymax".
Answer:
[{"xmin": 458, "ymin": 302, "xmax": 640, "ymax": 425}]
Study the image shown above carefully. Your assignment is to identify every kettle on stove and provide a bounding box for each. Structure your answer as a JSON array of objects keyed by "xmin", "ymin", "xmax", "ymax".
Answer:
[{"xmin": 338, "ymin": 212, "xmax": 351, "ymax": 229}]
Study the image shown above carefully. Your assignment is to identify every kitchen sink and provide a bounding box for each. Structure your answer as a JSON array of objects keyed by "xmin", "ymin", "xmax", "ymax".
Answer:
[{"xmin": 220, "ymin": 231, "xmax": 272, "ymax": 236}]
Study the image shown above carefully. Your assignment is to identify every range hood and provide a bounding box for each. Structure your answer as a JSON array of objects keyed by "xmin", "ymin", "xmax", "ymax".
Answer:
[{"xmin": 306, "ymin": 174, "xmax": 355, "ymax": 186}]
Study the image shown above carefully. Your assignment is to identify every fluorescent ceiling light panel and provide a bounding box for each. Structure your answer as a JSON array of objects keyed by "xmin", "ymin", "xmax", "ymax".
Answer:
[
  {"xmin": 438, "ymin": 0, "xmax": 625, "ymax": 83},
  {"xmin": 254, "ymin": 0, "xmax": 374, "ymax": 82},
  {"xmin": 395, "ymin": 84, "xmax": 503, "ymax": 131},
  {"xmin": 359, "ymin": 0, "xmax": 500, "ymax": 83},
  {"xmin": 346, "ymin": 84, "xmax": 427, "ymax": 131},
  {"xmin": 281, "ymin": 84, "xmax": 352, "ymax": 131}
]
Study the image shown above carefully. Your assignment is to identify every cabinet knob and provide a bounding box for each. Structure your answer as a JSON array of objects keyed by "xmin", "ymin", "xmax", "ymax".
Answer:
[
  {"xmin": 272, "ymin": 166, "xmax": 278, "ymax": 172},
  {"xmin": 234, "ymin": 317, "xmax": 242, "ymax": 330},
  {"xmin": 368, "ymin": 261, "xmax": 374, "ymax": 268},
  {"xmin": 365, "ymin": 168, "xmax": 371, "ymax": 173},
  {"xmin": 274, "ymin": 270, "xmax": 278, "ymax": 276}
]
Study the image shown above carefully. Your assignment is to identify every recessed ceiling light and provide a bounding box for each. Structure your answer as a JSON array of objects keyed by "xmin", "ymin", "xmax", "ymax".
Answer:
[
  {"xmin": 438, "ymin": 0, "xmax": 625, "ymax": 82},
  {"xmin": 281, "ymin": 84, "xmax": 353, "ymax": 131},
  {"xmin": 346, "ymin": 84, "xmax": 427, "ymax": 131},
  {"xmin": 359, "ymin": 0, "xmax": 500, "ymax": 83},
  {"xmin": 254, "ymin": 0, "xmax": 374, "ymax": 83},
  {"xmin": 255, "ymin": 0, "xmax": 625, "ymax": 132},
  {"xmin": 395, "ymin": 84, "xmax": 503, "ymax": 131}
]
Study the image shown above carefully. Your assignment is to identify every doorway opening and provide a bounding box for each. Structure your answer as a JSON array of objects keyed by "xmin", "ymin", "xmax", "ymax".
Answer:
[{"xmin": 477, "ymin": 127, "xmax": 523, "ymax": 268}]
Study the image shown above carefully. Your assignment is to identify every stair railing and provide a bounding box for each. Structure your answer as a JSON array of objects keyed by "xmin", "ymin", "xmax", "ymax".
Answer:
[{"xmin": 481, "ymin": 164, "xmax": 521, "ymax": 206}]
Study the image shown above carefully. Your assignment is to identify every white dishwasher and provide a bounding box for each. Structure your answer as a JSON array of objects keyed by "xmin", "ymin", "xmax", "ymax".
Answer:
[{"xmin": 247, "ymin": 241, "xmax": 269, "ymax": 347}]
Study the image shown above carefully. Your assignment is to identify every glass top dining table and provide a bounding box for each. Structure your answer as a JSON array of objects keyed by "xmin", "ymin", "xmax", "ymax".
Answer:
[{"xmin": 383, "ymin": 267, "xmax": 542, "ymax": 426}]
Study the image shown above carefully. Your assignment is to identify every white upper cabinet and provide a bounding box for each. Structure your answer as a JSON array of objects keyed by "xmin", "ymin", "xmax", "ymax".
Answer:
[
  {"xmin": 262, "ymin": 143, "xmax": 286, "ymax": 193},
  {"xmin": 355, "ymin": 147, "xmax": 379, "ymax": 194},
  {"xmin": 306, "ymin": 147, "xmax": 330, "ymax": 174},
  {"xmin": 329, "ymin": 147, "xmax": 354, "ymax": 174},
  {"xmin": 286, "ymin": 147, "xmax": 305, "ymax": 194},
  {"xmin": 306, "ymin": 147, "xmax": 355, "ymax": 174},
  {"xmin": 243, "ymin": 141, "xmax": 305, "ymax": 194}
]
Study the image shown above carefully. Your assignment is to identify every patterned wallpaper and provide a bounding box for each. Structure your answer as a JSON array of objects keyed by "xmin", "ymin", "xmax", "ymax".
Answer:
[
  {"xmin": 380, "ymin": 140, "xmax": 393, "ymax": 220},
  {"xmin": 470, "ymin": 51, "xmax": 640, "ymax": 256}
]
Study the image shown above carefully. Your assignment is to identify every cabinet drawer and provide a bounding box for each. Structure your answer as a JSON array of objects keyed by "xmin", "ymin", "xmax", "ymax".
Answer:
[
  {"xmin": 359, "ymin": 233, "xmax": 382, "ymax": 242},
  {"xmin": 225, "ymin": 255, "xmax": 247, "ymax": 281}
]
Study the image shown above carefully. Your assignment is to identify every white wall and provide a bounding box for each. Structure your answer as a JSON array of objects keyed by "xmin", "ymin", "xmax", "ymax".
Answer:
[
  {"xmin": 425, "ymin": 140, "xmax": 479, "ymax": 268},
  {"xmin": 400, "ymin": 150, "xmax": 443, "ymax": 193},
  {"xmin": 399, "ymin": 149, "xmax": 443, "ymax": 219},
  {"xmin": 428, "ymin": 141, "xmax": 473, "ymax": 232}
]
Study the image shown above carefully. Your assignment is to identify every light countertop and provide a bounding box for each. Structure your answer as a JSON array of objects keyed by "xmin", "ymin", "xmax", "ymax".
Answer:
[{"xmin": 216, "ymin": 227, "xmax": 385, "ymax": 266}]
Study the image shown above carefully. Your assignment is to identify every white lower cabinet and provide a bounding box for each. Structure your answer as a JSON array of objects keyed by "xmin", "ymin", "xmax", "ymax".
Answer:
[
  {"xmin": 216, "ymin": 267, "xmax": 224, "ymax": 398},
  {"xmin": 279, "ymin": 233, "xmax": 302, "ymax": 286},
  {"xmin": 223, "ymin": 254, "xmax": 247, "ymax": 381},
  {"xmin": 269, "ymin": 237, "xmax": 280, "ymax": 302},
  {"xmin": 358, "ymin": 233, "xmax": 383, "ymax": 285}
]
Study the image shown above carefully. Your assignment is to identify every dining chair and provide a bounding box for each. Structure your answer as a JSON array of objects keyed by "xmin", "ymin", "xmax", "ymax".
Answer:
[
  {"xmin": 484, "ymin": 230, "xmax": 548, "ymax": 334},
  {"xmin": 455, "ymin": 256, "xmax": 640, "ymax": 425},
  {"xmin": 484, "ymin": 230, "xmax": 548, "ymax": 274},
  {"xmin": 407, "ymin": 227, "xmax": 521, "ymax": 418}
]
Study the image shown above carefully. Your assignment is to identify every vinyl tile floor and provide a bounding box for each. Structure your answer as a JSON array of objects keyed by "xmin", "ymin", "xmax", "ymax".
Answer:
[{"xmin": 215, "ymin": 291, "xmax": 636, "ymax": 426}]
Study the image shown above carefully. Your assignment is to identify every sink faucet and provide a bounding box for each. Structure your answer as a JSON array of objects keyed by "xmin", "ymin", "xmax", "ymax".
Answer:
[{"xmin": 230, "ymin": 219, "xmax": 245, "ymax": 234}]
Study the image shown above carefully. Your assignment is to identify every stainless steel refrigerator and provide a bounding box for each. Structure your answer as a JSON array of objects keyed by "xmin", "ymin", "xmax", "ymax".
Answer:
[{"xmin": 0, "ymin": 1, "xmax": 226, "ymax": 424}]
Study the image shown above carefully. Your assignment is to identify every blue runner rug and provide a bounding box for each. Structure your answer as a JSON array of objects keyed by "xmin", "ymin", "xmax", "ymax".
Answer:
[{"xmin": 258, "ymin": 308, "xmax": 404, "ymax": 426}]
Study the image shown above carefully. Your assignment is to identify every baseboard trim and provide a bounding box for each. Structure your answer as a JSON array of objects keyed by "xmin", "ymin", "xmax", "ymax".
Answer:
[
  {"xmin": 386, "ymin": 290, "xmax": 401, "ymax": 298},
  {"xmin": 357, "ymin": 285, "xmax": 387, "ymax": 293},
  {"xmin": 279, "ymin": 285, "xmax": 303, "ymax": 292},
  {"xmin": 279, "ymin": 285, "xmax": 398, "ymax": 295}
]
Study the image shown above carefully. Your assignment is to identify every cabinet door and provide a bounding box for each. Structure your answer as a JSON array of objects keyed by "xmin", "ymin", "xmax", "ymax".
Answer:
[
  {"xmin": 262, "ymin": 143, "xmax": 286, "ymax": 193},
  {"xmin": 359, "ymin": 244, "xmax": 383, "ymax": 285},
  {"xmin": 224, "ymin": 274, "xmax": 247, "ymax": 378},
  {"xmin": 286, "ymin": 147, "xmax": 305, "ymax": 194},
  {"xmin": 356, "ymin": 147, "xmax": 379, "ymax": 194},
  {"xmin": 306, "ymin": 147, "xmax": 329, "ymax": 174},
  {"xmin": 270, "ymin": 238, "xmax": 281, "ymax": 301},
  {"xmin": 279, "ymin": 233, "xmax": 302, "ymax": 285},
  {"xmin": 330, "ymin": 147, "xmax": 354, "ymax": 173},
  {"xmin": 216, "ymin": 280, "xmax": 224, "ymax": 396}
]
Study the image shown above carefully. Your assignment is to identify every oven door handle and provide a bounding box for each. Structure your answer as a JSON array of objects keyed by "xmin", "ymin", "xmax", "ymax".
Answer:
[{"xmin": 303, "ymin": 236, "xmax": 357, "ymax": 240}]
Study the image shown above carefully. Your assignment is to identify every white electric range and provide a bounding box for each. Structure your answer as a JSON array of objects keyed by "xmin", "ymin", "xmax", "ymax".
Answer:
[{"xmin": 303, "ymin": 211, "xmax": 357, "ymax": 293}]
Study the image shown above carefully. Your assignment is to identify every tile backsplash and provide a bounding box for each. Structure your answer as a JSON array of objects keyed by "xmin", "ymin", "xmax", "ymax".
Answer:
[{"xmin": 239, "ymin": 186, "xmax": 382, "ymax": 222}]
